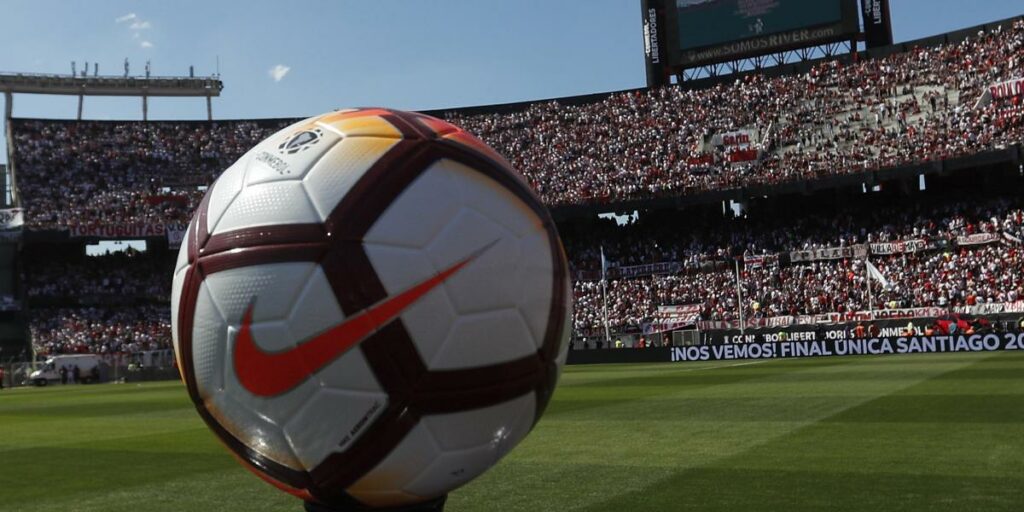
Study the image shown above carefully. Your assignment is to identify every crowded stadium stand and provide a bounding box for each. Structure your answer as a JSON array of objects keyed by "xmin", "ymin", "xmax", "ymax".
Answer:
[{"xmin": 3, "ymin": 16, "xmax": 1024, "ymax": 361}]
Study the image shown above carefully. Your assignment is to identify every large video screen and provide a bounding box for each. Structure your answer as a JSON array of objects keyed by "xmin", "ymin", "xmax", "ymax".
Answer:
[{"xmin": 670, "ymin": 0, "xmax": 858, "ymax": 66}]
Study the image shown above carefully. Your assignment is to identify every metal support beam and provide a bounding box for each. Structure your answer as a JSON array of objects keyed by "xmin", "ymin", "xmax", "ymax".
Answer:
[
  {"xmin": 142, "ymin": 95, "xmax": 148, "ymax": 121},
  {"xmin": 77, "ymin": 94, "xmax": 83, "ymax": 120},
  {"xmin": 206, "ymin": 95, "xmax": 212, "ymax": 121},
  {"xmin": 3, "ymin": 91, "xmax": 11, "ymax": 120}
]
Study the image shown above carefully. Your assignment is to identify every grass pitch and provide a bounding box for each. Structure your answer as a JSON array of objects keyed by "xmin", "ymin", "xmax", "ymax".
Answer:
[{"xmin": 2, "ymin": 352, "xmax": 1023, "ymax": 512}]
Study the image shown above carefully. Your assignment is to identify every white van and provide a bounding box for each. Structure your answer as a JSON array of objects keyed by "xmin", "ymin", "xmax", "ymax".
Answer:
[{"xmin": 28, "ymin": 354, "xmax": 103, "ymax": 386}]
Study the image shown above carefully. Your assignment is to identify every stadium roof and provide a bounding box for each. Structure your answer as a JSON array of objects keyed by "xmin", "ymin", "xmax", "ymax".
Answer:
[{"xmin": 0, "ymin": 72, "xmax": 222, "ymax": 97}]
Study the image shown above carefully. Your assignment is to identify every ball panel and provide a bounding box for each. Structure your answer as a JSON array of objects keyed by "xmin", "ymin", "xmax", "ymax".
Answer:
[
  {"xmin": 284, "ymin": 266, "xmax": 346, "ymax": 343},
  {"xmin": 517, "ymin": 230, "xmax": 557, "ymax": 350},
  {"xmin": 203, "ymin": 262, "xmax": 318, "ymax": 324},
  {"xmin": 451, "ymin": 160, "xmax": 538, "ymax": 239},
  {"xmin": 174, "ymin": 223, "xmax": 192, "ymax": 274},
  {"xmin": 361, "ymin": 160, "xmax": 462, "ymax": 250},
  {"xmin": 424, "ymin": 208, "xmax": 521, "ymax": 315},
  {"xmin": 346, "ymin": 424, "xmax": 441, "ymax": 505},
  {"xmin": 212, "ymin": 181, "xmax": 321, "ymax": 235},
  {"xmin": 430, "ymin": 309, "xmax": 537, "ymax": 370},
  {"xmin": 206, "ymin": 387, "xmax": 305, "ymax": 471},
  {"xmin": 303, "ymin": 137, "xmax": 401, "ymax": 222},
  {"xmin": 283, "ymin": 388, "xmax": 388, "ymax": 470},
  {"xmin": 312, "ymin": 346, "xmax": 386, "ymax": 396},
  {"xmin": 420, "ymin": 392, "xmax": 535, "ymax": 452},
  {"xmin": 403, "ymin": 445, "xmax": 497, "ymax": 499},
  {"xmin": 242, "ymin": 319, "xmax": 293, "ymax": 353},
  {"xmin": 315, "ymin": 111, "xmax": 405, "ymax": 139},
  {"xmin": 191, "ymin": 283, "xmax": 226, "ymax": 400},
  {"xmin": 205, "ymin": 156, "xmax": 251, "ymax": 236}
]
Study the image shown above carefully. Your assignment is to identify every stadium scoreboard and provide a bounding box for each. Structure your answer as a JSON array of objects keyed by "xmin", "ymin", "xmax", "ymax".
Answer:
[{"xmin": 642, "ymin": 0, "xmax": 893, "ymax": 86}]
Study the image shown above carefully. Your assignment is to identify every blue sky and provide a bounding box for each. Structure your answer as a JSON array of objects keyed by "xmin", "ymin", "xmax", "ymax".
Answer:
[{"xmin": 1, "ymin": 0, "xmax": 1022, "ymax": 163}]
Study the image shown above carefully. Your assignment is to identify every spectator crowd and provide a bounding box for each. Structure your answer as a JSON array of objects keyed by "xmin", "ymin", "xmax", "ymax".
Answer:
[
  {"xmin": 25, "ymin": 251, "xmax": 173, "ymax": 356},
  {"xmin": 25, "ymin": 251, "xmax": 172, "ymax": 300},
  {"xmin": 30, "ymin": 306, "xmax": 171, "ymax": 356},
  {"xmin": 10, "ymin": 20, "xmax": 1024, "ymax": 227},
  {"xmin": 10, "ymin": 18, "xmax": 1024, "ymax": 352},
  {"xmin": 571, "ymin": 196, "xmax": 1024, "ymax": 336}
]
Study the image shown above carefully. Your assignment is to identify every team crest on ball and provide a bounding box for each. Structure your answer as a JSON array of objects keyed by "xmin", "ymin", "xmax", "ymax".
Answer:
[
  {"xmin": 170, "ymin": 108, "xmax": 571, "ymax": 509},
  {"xmin": 278, "ymin": 127, "xmax": 324, "ymax": 155}
]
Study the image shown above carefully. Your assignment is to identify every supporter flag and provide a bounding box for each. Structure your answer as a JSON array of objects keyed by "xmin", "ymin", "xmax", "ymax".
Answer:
[{"xmin": 865, "ymin": 260, "xmax": 890, "ymax": 289}]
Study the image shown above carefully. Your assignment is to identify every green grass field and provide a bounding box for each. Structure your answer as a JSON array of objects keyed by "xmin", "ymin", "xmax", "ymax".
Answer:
[{"xmin": 2, "ymin": 352, "xmax": 1023, "ymax": 512}]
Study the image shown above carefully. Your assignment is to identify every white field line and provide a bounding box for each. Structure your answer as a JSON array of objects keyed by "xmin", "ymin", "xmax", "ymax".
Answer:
[{"xmin": 674, "ymin": 359, "xmax": 773, "ymax": 372}]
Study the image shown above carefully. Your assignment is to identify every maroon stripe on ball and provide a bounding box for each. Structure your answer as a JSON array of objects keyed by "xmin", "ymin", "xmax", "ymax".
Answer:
[
  {"xmin": 199, "ymin": 243, "xmax": 327, "ymax": 276},
  {"xmin": 202, "ymin": 224, "xmax": 325, "ymax": 257},
  {"xmin": 379, "ymin": 113, "xmax": 423, "ymax": 139},
  {"xmin": 415, "ymin": 353, "xmax": 544, "ymax": 414}
]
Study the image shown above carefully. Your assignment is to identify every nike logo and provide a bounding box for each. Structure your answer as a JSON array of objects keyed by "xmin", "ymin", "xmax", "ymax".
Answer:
[{"xmin": 233, "ymin": 243, "xmax": 494, "ymax": 397}]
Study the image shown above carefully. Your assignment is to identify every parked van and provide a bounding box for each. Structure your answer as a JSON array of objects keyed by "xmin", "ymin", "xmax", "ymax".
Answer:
[{"xmin": 28, "ymin": 354, "xmax": 102, "ymax": 386}]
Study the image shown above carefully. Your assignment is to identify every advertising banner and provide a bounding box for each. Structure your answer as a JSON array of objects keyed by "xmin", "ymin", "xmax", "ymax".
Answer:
[
  {"xmin": 670, "ymin": 333, "xmax": 1024, "ymax": 363},
  {"xmin": 68, "ymin": 223, "xmax": 169, "ymax": 238},
  {"xmin": 673, "ymin": 0, "xmax": 859, "ymax": 67},
  {"xmin": 860, "ymin": 0, "xmax": 893, "ymax": 48},
  {"xmin": 641, "ymin": 0, "xmax": 670, "ymax": 87}
]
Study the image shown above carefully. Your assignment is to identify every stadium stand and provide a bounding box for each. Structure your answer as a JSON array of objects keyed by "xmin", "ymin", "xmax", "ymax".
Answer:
[
  {"xmin": 22, "ymin": 250, "xmax": 173, "ymax": 356},
  {"xmin": 569, "ymin": 193, "xmax": 1024, "ymax": 336},
  {"xmin": 7, "ymin": 17, "xmax": 1024, "ymax": 353},
  {"xmin": 29, "ymin": 305, "xmax": 171, "ymax": 356},
  {"xmin": 10, "ymin": 19, "xmax": 1024, "ymax": 228},
  {"xmin": 24, "ymin": 250, "xmax": 171, "ymax": 302}
]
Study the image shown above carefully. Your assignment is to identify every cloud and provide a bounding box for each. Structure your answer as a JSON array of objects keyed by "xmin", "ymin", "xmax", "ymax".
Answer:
[
  {"xmin": 117, "ymin": 13, "xmax": 153, "ymax": 48},
  {"xmin": 269, "ymin": 64, "xmax": 291, "ymax": 82}
]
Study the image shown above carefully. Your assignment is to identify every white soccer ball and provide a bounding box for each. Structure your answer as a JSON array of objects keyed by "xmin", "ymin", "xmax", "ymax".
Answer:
[{"xmin": 170, "ymin": 108, "xmax": 571, "ymax": 508}]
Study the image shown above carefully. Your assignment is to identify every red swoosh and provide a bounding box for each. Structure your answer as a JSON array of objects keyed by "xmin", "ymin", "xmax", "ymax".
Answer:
[{"xmin": 233, "ymin": 250, "xmax": 485, "ymax": 397}]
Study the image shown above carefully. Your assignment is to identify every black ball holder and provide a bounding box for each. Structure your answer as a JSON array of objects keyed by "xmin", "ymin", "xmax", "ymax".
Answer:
[{"xmin": 304, "ymin": 496, "xmax": 446, "ymax": 512}]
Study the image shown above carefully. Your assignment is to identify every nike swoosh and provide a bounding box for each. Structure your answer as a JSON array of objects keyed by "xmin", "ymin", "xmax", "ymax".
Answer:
[{"xmin": 233, "ymin": 245, "xmax": 491, "ymax": 397}]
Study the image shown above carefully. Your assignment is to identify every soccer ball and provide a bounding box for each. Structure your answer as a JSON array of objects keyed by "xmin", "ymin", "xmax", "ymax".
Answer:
[{"xmin": 170, "ymin": 108, "xmax": 571, "ymax": 508}]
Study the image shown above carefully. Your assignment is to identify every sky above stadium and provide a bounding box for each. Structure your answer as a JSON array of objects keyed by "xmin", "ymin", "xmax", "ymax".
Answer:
[{"xmin": 1, "ymin": 0, "xmax": 1023, "ymax": 163}]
